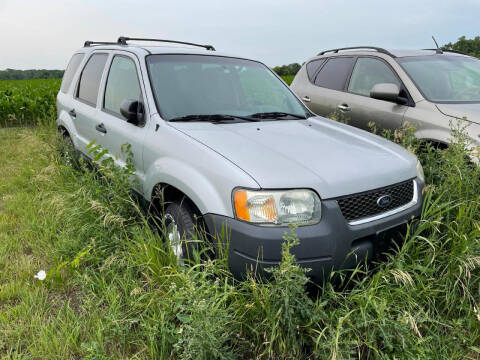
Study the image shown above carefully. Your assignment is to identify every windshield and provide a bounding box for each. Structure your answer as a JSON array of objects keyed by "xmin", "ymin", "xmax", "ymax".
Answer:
[
  {"xmin": 146, "ymin": 55, "xmax": 309, "ymax": 120},
  {"xmin": 397, "ymin": 55, "xmax": 480, "ymax": 103}
]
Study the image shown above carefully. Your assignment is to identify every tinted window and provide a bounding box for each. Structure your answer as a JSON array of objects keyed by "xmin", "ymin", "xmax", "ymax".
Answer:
[
  {"xmin": 104, "ymin": 56, "xmax": 142, "ymax": 117},
  {"xmin": 147, "ymin": 55, "xmax": 308, "ymax": 120},
  {"xmin": 348, "ymin": 57, "xmax": 401, "ymax": 96},
  {"xmin": 314, "ymin": 57, "xmax": 355, "ymax": 90},
  {"xmin": 76, "ymin": 53, "xmax": 108, "ymax": 106},
  {"xmin": 61, "ymin": 53, "xmax": 84, "ymax": 93},
  {"xmin": 306, "ymin": 59, "xmax": 325, "ymax": 82}
]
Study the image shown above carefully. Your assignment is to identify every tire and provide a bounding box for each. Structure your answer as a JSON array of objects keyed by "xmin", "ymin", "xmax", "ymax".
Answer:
[
  {"xmin": 163, "ymin": 200, "xmax": 199, "ymax": 263},
  {"xmin": 59, "ymin": 131, "xmax": 76, "ymax": 163}
]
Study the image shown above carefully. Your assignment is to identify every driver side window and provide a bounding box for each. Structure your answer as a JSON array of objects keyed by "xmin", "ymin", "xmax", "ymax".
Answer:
[
  {"xmin": 348, "ymin": 57, "xmax": 401, "ymax": 96},
  {"xmin": 104, "ymin": 56, "xmax": 142, "ymax": 118}
]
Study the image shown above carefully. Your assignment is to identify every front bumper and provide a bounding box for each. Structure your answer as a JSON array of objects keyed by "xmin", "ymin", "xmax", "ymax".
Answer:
[{"xmin": 204, "ymin": 179, "xmax": 425, "ymax": 282}]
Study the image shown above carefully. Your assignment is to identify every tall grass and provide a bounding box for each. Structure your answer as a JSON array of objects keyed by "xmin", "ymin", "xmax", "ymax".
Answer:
[{"xmin": 1, "ymin": 113, "xmax": 480, "ymax": 357}]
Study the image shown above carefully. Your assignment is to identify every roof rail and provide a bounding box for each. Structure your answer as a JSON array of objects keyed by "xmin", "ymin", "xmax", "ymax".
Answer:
[
  {"xmin": 423, "ymin": 48, "xmax": 468, "ymax": 56},
  {"xmin": 117, "ymin": 36, "xmax": 215, "ymax": 51},
  {"xmin": 317, "ymin": 46, "xmax": 396, "ymax": 58},
  {"xmin": 84, "ymin": 41, "xmax": 119, "ymax": 47}
]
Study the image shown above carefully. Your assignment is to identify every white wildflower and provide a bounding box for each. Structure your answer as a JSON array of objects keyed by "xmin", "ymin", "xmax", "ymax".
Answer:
[{"xmin": 34, "ymin": 270, "xmax": 46, "ymax": 281}]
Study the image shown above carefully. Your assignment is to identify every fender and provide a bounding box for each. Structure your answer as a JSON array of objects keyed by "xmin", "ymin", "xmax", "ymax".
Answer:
[
  {"xmin": 144, "ymin": 157, "xmax": 236, "ymax": 217},
  {"xmin": 414, "ymin": 128, "xmax": 451, "ymax": 147}
]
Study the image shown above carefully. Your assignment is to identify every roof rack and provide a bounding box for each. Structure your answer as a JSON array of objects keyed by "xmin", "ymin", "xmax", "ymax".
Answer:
[
  {"xmin": 84, "ymin": 41, "xmax": 120, "ymax": 47},
  {"xmin": 423, "ymin": 48, "xmax": 468, "ymax": 56},
  {"xmin": 317, "ymin": 46, "xmax": 396, "ymax": 58},
  {"xmin": 117, "ymin": 36, "xmax": 215, "ymax": 51}
]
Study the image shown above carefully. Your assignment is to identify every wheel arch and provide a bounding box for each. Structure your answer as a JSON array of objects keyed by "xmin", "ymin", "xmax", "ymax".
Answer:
[{"xmin": 143, "ymin": 157, "xmax": 234, "ymax": 218}]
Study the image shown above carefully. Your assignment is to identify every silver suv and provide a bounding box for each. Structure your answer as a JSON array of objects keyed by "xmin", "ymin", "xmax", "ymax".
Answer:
[
  {"xmin": 57, "ymin": 37, "xmax": 425, "ymax": 281},
  {"xmin": 291, "ymin": 46, "xmax": 480, "ymax": 149}
]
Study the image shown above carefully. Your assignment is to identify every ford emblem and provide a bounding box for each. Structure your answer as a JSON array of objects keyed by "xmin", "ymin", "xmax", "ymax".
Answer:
[{"xmin": 377, "ymin": 194, "xmax": 393, "ymax": 208}]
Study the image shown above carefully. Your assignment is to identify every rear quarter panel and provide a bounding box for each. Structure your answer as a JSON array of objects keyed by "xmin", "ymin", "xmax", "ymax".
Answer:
[{"xmin": 291, "ymin": 64, "xmax": 349, "ymax": 117}]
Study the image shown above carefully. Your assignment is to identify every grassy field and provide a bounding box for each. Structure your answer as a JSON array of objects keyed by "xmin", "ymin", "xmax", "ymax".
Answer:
[{"xmin": 1, "ymin": 79, "xmax": 480, "ymax": 358}]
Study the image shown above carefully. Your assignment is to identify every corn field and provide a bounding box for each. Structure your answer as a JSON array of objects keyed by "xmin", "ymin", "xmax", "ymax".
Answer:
[{"xmin": 0, "ymin": 78, "xmax": 60, "ymax": 127}]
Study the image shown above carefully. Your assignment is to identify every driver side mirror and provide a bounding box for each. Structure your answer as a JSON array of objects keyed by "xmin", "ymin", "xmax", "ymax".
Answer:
[
  {"xmin": 120, "ymin": 99, "xmax": 144, "ymax": 126},
  {"xmin": 370, "ymin": 83, "xmax": 408, "ymax": 105}
]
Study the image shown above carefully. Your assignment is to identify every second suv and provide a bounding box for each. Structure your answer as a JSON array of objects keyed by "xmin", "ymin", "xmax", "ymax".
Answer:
[
  {"xmin": 57, "ymin": 38, "xmax": 425, "ymax": 281},
  {"xmin": 291, "ymin": 47, "xmax": 480, "ymax": 149}
]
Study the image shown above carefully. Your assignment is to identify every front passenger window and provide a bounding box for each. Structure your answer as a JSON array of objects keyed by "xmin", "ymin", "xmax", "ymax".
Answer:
[
  {"xmin": 348, "ymin": 57, "xmax": 401, "ymax": 96},
  {"xmin": 104, "ymin": 56, "xmax": 142, "ymax": 118}
]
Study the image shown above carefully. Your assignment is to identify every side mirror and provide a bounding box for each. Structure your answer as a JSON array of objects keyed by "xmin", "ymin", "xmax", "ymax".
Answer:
[
  {"xmin": 370, "ymin": 83, "xmax": 408, "ymax": 105},
  {"xmin": 120, "ymin": 99, "xmax": 144, "ymax": 125}
]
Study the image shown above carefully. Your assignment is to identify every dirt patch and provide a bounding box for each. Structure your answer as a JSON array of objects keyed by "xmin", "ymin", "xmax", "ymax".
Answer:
[
  {"xmin": 47, "ymin": 285, "xmax": 84, "ymax": 314},
  {"xmin": 23, "ymin": 246, "xmax": 33, "ymax": 256}
]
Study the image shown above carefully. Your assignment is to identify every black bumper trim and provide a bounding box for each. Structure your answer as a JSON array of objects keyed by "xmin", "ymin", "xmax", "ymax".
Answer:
[{"xmin": 233, "ymin": 249, "xmax": 333, "ymax": 265}]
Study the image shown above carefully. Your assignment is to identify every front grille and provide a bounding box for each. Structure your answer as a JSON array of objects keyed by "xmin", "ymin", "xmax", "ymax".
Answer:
[{"xmin": 337, "ymin": 180, "xmax": 414, "ymax": 222}]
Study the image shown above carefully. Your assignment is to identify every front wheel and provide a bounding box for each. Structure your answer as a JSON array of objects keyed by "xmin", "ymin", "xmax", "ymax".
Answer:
[{"xmin": 163, "ymin": 200, "xmax": 200, "ymax": 263}]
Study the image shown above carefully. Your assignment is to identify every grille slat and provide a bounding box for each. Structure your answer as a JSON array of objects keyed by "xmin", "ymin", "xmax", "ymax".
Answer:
[{"xmin": 337, "ymin": 180, "xmax": 414, "ymax": 222}]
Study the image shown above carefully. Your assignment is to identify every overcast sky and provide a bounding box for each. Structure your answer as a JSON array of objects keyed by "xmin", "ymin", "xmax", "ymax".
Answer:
[{"xmin": 0, "ymin": 0, "xmax": 479, "ymax": 70}]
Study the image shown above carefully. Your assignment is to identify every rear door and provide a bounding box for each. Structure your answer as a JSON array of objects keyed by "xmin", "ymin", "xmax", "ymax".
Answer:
[
  {"xmin": 72, "ymin": 52, "xmax": 109, "ymax": 154},
  {"xmin": 344, "ymin": 56, "xmax": 408, "ymax": 130},
  {"xmin": 300, "ymin": 56, "xmax": 356, "ymax": 119},
  {"xmin": 94, "ymin": 52, "xmax": 148, "ymax": 194}
]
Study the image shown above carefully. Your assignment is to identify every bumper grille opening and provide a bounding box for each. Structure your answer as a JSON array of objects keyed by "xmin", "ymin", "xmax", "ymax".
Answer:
[{"xmin": 337, "ymin": 180, "xmax": 415, "ymax": 222}]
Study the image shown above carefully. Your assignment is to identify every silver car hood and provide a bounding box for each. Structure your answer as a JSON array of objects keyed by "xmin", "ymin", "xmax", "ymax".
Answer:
[
  {"xmin": 169, "ymin": 117, "xmax": 417, "ymax": 199},
  {"xmin": 436, "ymin": 103, "xmax": 480, "ymax": 125}
]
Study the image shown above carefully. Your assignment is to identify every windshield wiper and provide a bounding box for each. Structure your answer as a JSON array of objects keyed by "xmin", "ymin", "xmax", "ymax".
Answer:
[
  {"xmin": 248, "ymin": 112, "xmax": 307, "ymax": 120},
  {"xmin": 168, "ymin": 114, "xmax": 260, "ymax": 123}
]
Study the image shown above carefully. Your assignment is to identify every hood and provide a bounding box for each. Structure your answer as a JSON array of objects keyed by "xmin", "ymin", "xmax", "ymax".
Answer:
[
  {"xmin": 436, "ymin": 103, "xmax": 480, "ymax": 125},
  {"xmin": 169, "ymin": 117, "xmax": 417, "ymax": 199}
]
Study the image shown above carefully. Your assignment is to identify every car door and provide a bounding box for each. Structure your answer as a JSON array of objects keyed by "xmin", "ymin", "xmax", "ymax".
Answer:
[
  {"xmin": 299, "ymin": 56, "xmax": 356, "ymax": 119},
  {"xmin": 343, "ymin": 56, "xmax": 408, "ymax": 131},
  {"xmin": 95, "ymin": 52, "xmax": 148, "ymax": 194},
  {"xmin": 72, "ymin": 52, "xmax": 109, "ymax": 153}
]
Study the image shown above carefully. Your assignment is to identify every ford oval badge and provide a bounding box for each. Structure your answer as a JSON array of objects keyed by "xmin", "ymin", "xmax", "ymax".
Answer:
[{"xmin": 377, "ymin": 194, "xmax": 393, "ymax": 208}]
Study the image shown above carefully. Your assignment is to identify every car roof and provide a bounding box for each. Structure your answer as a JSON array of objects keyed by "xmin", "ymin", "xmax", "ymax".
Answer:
[
  {"xmin": 76, "ymin": 43, "xmax": 241, "ymax": 60},
  {"xmin": 389, "ymin": 49, "xmax": 469, "ymax": 58},
  {"xmin": 315, "ymin": 48, "xmax": 471, "ymax": 59}
]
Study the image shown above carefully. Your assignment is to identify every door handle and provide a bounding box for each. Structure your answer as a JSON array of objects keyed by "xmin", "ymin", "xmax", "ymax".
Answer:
[
  {"xmin": 337, "ymin": 104, "xmax": 351, "ymax": 112},
  {"xmin": 95, "ymin": 123, "xmax": 107, "ymax": 134},
  {"xmin": 68, "ymin": 109, "xmax": 76, "ymax": 118},
  {"xmin": 302, "ymin": 96, "xmax": 311, "ymax": 103}
]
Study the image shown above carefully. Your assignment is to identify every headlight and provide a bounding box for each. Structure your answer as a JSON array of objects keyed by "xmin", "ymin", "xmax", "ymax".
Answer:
[
  {"xmin": 233, "ymin": 189, "xmax": 321, "ymax": 226},
  {"xmin": 416, "ymin": 160, "xmax": 425, "ymax": 183}
]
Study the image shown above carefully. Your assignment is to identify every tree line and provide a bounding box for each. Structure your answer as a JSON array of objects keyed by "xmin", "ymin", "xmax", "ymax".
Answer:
[
  {"xmin": 0, "ymin": 69, "xmax": 64, "ymax": 81},
  {"xmin": 442, "ymin": 36, "xmax": 480, "ymax": 57}
]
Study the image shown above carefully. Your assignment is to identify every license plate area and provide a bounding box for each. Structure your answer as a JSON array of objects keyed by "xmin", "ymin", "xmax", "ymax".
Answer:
[{"xmin": 375, "ymin": 223, "xmax": 408, "ymax": 255}]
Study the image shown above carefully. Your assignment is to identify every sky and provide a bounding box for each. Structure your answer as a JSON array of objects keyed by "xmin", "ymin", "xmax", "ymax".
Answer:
[{"xmin": 0, "ymin": 0, "xmax": 479, "ymax": 70}]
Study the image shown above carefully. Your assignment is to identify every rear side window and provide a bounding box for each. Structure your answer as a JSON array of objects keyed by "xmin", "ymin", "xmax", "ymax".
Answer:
[
  {"xmin": 60, "ymin": 53, "xmax": 84, "ymax": 93},
  {"xmin": 314, "ymin": 57, "xmax": 355, "ymax": 91},
  {"xmin": 348, "ymin": 57, "xmax": 401, "ymax": 96},
  {"xmin": 306, "ymin": 59, "xmax": 326, "ymax": 82},
  {"xmin": 76, "ymin": 53, "xmax": 108, "ymax": 106},
  {"xmin": 104, "ymin": 56, "xmax": 142, "ymax": 117}
]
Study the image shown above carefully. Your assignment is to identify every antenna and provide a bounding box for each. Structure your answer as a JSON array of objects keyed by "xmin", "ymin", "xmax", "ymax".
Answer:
[{"xmin": 432, "ymin": 36, "xmax": 443, "ymax": 54}]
